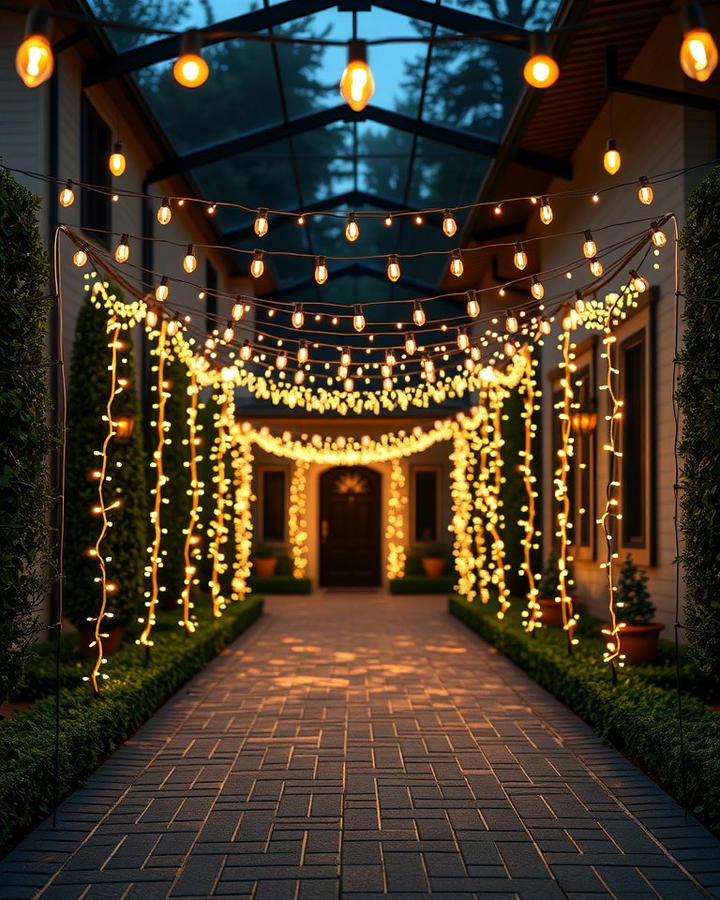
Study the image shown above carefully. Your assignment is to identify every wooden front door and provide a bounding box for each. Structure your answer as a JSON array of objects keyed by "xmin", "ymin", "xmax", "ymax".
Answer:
[{"xmin": 319, "ymin": 466, "xmax": 381, "ymax": 587}]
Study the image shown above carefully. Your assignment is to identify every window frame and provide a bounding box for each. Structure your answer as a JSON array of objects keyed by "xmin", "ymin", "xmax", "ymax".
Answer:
[
  {"xmin": 570, "ymin": 339, "xmax": 597, "ymax": 561},
  {"xmin": 80, "ymin": 95, "xmax": 111, "ymax": 245},
  {"xmin": 410, "ymin": 464, "xmax": 442, "ymax": 545}
]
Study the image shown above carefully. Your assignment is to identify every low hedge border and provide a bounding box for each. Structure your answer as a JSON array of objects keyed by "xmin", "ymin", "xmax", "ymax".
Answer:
[
  {"xmin": 248, "ymin": 576, "xmax": 312, "ymax": 594},
  {"xmin": 390, "ymin": 576, "xmax": 456, "ymax": 594},
  {"xmin": 0, "ymin": 596, "xmax": 263, "ymax": 855},
  {"xmin": 449, "ymin": 594, "xmax": 720, "ymax": 836}
]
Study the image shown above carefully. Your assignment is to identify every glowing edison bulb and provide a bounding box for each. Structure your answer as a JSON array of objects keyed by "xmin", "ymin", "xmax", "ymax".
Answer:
[
  {"xmin": 381, "ymin": 363, "xmax": 392, "ymax": 379},
  {"xmin": 240, "ymin": 341, "xmax": 252, "ymax": 361},
  {"xmin": 383, "ymin": 376, "xmax": 393, "ymax": 391},
  {"xmin": 109, "ymin": 142, "xmax": 126, "ymax": 177},
  {"xmin": 314, "ymin": 256, "xmax": 328, "ymax": 285},
  {"xmin": 540, "ymin": 317, "xmax": 552, "ymax": 335},
  {"xmin": 589, "ymin": 257, "xmax": 604, "ymax": 277},
  {"xmin": 638, "ymin": 177, "xmax": 654, "ymax": 205},
  {"xmin": 582, "ymin": 230, "xmax": 597, "ymax": 259},
  {"xmin": 539, "ymin": 196, "xmax": 553, "ymax": 225},
  {"xmin": 505, "ymin": 312, "xmax": 519, "ymax": 334},
  {"xmin": 523, "ymin": 33, "xmax": 559, "ymax": 88},
  {"xmin": 466, "ymin": 290, "xmax": 480, "ymax": 318},
  {"xmin": 530, "ymin": 276, "xmax": 544, "ymax": 300},
  {"xmin": 340, "ymin": 348, "xmax": 351, "ymax": 367},
  {"xmin": 456, "ymin": 328, "xmax": 469, "ymax": 351},
  {"xmin": 173, "ymin": 30, "xmax": 209, "ymax": 88},
  {"xmin": 353, "ymin": 305, "xmax": 366, "ymax": 332},
  {"xmin": 504, "ymin": 341, "xmax": 516, "ymax": 358},
  {"xmin": 344, "ymin": 377, "xmax": 354, "ymax": 393},
  {"xmin": 405, "ymin": 333, "xmax": 417, "ymax": 355},
  {"xmin": 166, "ymin": 316, "xmax": 180, "ymax": 337},
  {"xmin": 442, "ymin": 210, "xmax": 457, "ymax": 237},
  {"xmin": 387, "ymin": 255, "xmax": 401, "ymax": 282},
  {"xmin": 115, "ymin": 234, "xmax": 130, "ymax": 263},
  {"xmin": 250, "ymin": 250, "xmax": 265, "ymax": 279},
  {"xmin": 574, "ymin": 291, "xmax": 586, "ymax": 314},
  {"xmin": 298, "ymin": 341, "xmax": 309, "ymax": 364},
  {"xmin": 254, "ymin": 209, "xmax": 269, "ymax": 237},
  {"xmin": 73, "ymin": 244, "xmax": 88, "ymax": 267},
  {"xmin": 155, "ymin": 276, "xmax": 169, "ymax": 302},
  {"xmin": 338, "ymin": 364, "xmax": 348, "ymax": 379},
  {"xmin": 232, "ymin": 299, "xmax": 245, "ymax": 321},
  {"xmin": 345, "ymin": 213, "xmax": 360, "ymax": 242},
  {"xmin": 629, "ymin": 270, "xmax": 649, "ymax": 293},
  {"xmin": 412, "ymin": 302, "xmax": 426, "ymax": 327},
  {"xmin": 146, "ymin": 307, "xmax": 158, "ymax": 328},
  {"xmin": 384, "ymin": 214, "xmax": 393, "ymax": 227},
  {"xmin": 183, "ymin": 244, "xmax": 197, "ymax": 273},
  {"xmin": 513, "ymin": 242, "xmax": 528, "ymax": 270},
  {"xmin": 223, "ymin": 322, "xmax": 235, "ymax": 343},
  {"xmin": 16, "ymin": 12, "xmax": 53, "ymax": 88},
  {"xmin": 603, "ymin": 138, "xmax": 621, "ymax": 175},
  {"xmin": 291, "ymin": 304, "xmax": 305, "ymax": 329},
  {"xmin": 680, "ymin": 3, "xmax": 718, "ymax": 81},
  {"xmin": 59, "ymin": 180, "xmax": 74, "ymax": 208},
  {"xmin": 339, "ymin": 40, "xmax": 375, "ymax": 112},
  {"xmin": 450, "ymin": 250, "xmax": 464, "ymax": 277},
  {"xmin": 651, "ymin": 224, "xmax": 668, "ymax": 248},
  {"xmin": 157, "ymin": 198, "xmax": 172, "ymax": 225},
  {"xmin": 276, "ymin": 352, "xmax": 287, "ymax": 370},
  {"xmin": 295, "ymin": 370, "xmax": 305, "ymax": 385}
]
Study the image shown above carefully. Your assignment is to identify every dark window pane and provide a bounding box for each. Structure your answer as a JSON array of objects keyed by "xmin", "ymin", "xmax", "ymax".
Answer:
[
  {"xmin": 81, "ymin": 97, "xmax": 111, "ymax": 244},
  {"xmin": 622, "ymin": 336, "xmax": 646, "ymax": 546},
  {"xmin": 205, "ymin": 261, "xmax": 218, "ymax": 333},
  {"xmin": 262, "ymin": 470, "xmax": 285, "ymax": 542},
  {"xmin": 414, "ymin": 469, "xmax": 438, "ymax": 542}
]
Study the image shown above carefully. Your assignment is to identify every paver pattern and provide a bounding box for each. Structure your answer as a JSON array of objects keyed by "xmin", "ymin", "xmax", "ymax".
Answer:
[{"xmin": 2, "ymin": 592, "xmax": 720, "ymax": 899}]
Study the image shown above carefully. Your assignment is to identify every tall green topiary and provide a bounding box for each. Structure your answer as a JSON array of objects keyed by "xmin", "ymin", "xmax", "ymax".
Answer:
[
  {"xmin": 679, "ymin": 167, "xmax": 720, "ymax": 676},
  {"xmin": 64, "ymin": 284, "xmax": 147, "ymax": 630},
  {"xmin": 0, "ymin": 168, "xmax": 54, "ymax": 703},
  {"xmin": 616, "ymin": 555, "xmax": 655, "ymax": 625}
]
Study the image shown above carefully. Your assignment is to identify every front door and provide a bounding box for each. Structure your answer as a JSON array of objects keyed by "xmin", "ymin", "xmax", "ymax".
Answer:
[{"xmin": 320, "ymin": 466, "xmax": 381, "ymax": 587}]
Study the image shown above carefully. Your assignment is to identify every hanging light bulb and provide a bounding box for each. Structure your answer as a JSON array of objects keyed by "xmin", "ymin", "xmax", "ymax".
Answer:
[
  {"xmin": 58, "ymin": 180, "xmax": 74, "ymax": 208},
  {"xmin": 603, "ymin": 138, "xmax": 622, "ymax": 175},
  {"xmin": 383, "ymin": 376, "xmax": 393, "ymax": 391},
  {"xmin": 353, "ymin": 305, "xmax": 366, "ymax": 332},
  {"xmin": 232, "ymin": 299, "xmax": 245, "ymax": 321},
  {"xmin": 523, "ymin": 31, "xmax": 559, "ymax": 88},
  {"xmin": 345, "ymin": 212, "xmax": 360, "ymax": 242},
  {"xmin": 450, "ymin": 249, "xmax": 464, "ymax": 277},
  {"xmin": 157, "ymin": 197, "xmax": 172, "ymax": 225},
  {"xmin": 442, "ymin": 210, "xmax": 457, "ymax": 237},
  {"xmin": 574, "ymin": 291, "xmax": 585, "ymax": 314},
  {"xmin": 254, "ymin": 209, "xmax": 269, "ymax": 237},
  {"xmin": 173, "ymin": 29, "xmax": 209, "ymax": 88},
  {"xmin": 464, "ymin": 357, "xmax": 475, "ymax": 373},
  {"xmin": 384, "ymin": 214, "xmax": 393, "ymax": 227},
  {"xmin": 387, "ymin": 255, "xmax": 401, "ymax": 282},
  {"xmin": 338, "ymin": 364, "xmax": 348, "ymax": 379},
  {"xmin": 339, "ymin": 39, "xmax": 375, "ymax": 112},
  {"xmin": 298, "ymin": 341, "xmax": 309, "ymax": 364},
  {"xmin": 530, "ymin": 275, "xmax": 544, "ymax": 300},
  {"xmin": 15, "ymin": 10, "xmax": 53, "ymax": 88},
  {"xmin": 73, "ymin": 243, "xmax": 89, "ymax": 267},
  {"xmin": 457, "ymin": 328, "xmax": 470, "ymax": 351},
  {"xmin": 291, "ymin": 304, "xmax": 305, "ymax": 329},
  {"xmin": 513, "ymin": 242, "xmax": 528, "ymax": 270},
  {"xmin": 582, "ymin": 230, "xmax": 597, "ymax": 259},
  {"xmin": 250, "ymin": 250, "xmax": 265, "ymax": 279},
  {"xmin": 145, "ymin": 306, "xmax": 158, "ymax": 328},
  {"xmin": 344, "ymin": 377, "xmax": 354, "ymax": 393},
  {"xmin": 340, "ymin": 347, "xmax": 351, "ymax": 367},
  {"xmin": 651, "ymin": 222, "xmax": 668, "ymax": 248},
  {"xmin": 108, "ymin": 141, "xmax": 126, "ymax": 177},
  {"xmin": 386, "ymin": 350, "xmax": 396, "ymax": 366},
  {"xmin": 423, "ymin": 356, "xmax": 435, "ymax": 376},
  {"xmin": 539, "ymin": 196, "xmax": 553, "ymax": 225},
  {"xmin": 223, "ymin": 322, "xmax": 235, "ymax": 343},
  {"xmin": 540, "ymin": 317, "xmax": 552, "ymax": 335},
  {"xmin": 295, "ymin": 370, "xmax": 305, "ymax": 385},
  {"xmin": 629, "ymin": 270, "xmax": 649, "ymax": 292},
  {"xmin": 166, "ymin": 316, "xmax": 180, "ymax": 337},
  {"xmin": 314, "ymin": 256, "xmax": 328, "ymax": 285},
  {"xmin": 505, "ymin": 311, "xmax": 519, "ymax": 334},
  {"xmin": 155, "ymin": 276, "xmax": 169, "ymax": 302},
  {"xmin": 182, "ymin": 244, "xmax": 197, "ymax": 273},
  {"xmin": 589, "ymin": 257, "xmax": 604, "ymax": 277},
  {"xmin": 466, "ymin": 290, "xmax": 480, "ymax": 318},
  {"xmin": 240, "ymin": 341, "xmax": 252, "ymax": 361},
  {"xmin": 638, "ymin": 177, "xmax": 654, "ymax": 205},
  {"xmin": 276, "ymin": 352, "xmax": 287, "ymax": 370},
  {"xmin": 381, "ymin": 363, "xmax": 392, "ymax": 379},
  {"xmin": 405, "ymin": 333, "xmax": 417, "ymax": 355},
  {"xmin": 680, "ymin": 2, "xmax": 718, "ymax": 81},
  {"xmin": 114, "ymin": 234, "xmax": 130, "ymax": 263},
  {"xmin": 412, "ymin": 302, "xmax": 426, "ymax": 327}
]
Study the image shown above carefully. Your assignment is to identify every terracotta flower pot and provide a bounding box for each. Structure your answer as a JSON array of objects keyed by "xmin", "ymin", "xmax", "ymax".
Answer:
[
  {"xmin": 422, "ymin": 557, "xmax": 446, "ymax": 577},
  {"xmin": 78, "ymin": 627, "xmax": 123, "ymax": 658},
  {"xmin": 254, "ymin": 557, "xmax": 277, "ymax": 578},
  {"xmin": 537, "ymin": 596, "xmax": 577, "ymax": 628},
  {"xmin": 617, "ymin": 622, "xmax": 664, "ymax": 665}
]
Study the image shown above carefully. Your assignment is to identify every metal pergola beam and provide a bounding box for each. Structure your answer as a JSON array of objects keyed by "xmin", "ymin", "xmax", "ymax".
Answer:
[
  {"xmin": 374, "ymin": 0, "xmax": 528, "ymax": 48},
  {"xmin": 263, "ymin": 261, "xmax": 437, "ymax": 297},
  {"xmin": 148, "ymin": 104, "xmax": 571, "ymax": 183}
]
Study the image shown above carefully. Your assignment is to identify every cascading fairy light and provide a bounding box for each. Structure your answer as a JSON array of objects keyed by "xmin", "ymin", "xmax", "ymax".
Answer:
[
  {"xmin": 139, "ymin": 319, "xmax": 170, "ymax": 652},
  {"xmin": 486, "ymin": 386, "xmax": 511, "ymax": 618},
  {"xmin": 288, "ymin": 459, "xmax": 310, "ymax": 578},
  {"xmin": 519, "ymin": 349, "xmax": 542, "ymax": 632},
  {"xmin": 468, "ymin": 413, "xmax": 491, "ymax": 606},
  {"xmin": 449, "ymin": 427, "xmax": 477, "ymax": 603},
  {"xmin": 207, "ymin": 385, "xmax": 234, "ymax": 617},
  {"xmin": 386, "ymin": 458, "xmax": 408, "ymax": 580},
  {"xmin": 230, "ymin": 434, "xmax": 254, "ymax": 603},
  {"xmin": 178, "ymin": 370, "xmax": 204, "ymax": 635}
]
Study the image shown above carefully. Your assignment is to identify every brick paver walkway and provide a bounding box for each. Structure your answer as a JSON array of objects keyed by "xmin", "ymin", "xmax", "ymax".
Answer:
[{"xmin": 2, "ymin": 593, "xmax": 720, "ymax": 899}]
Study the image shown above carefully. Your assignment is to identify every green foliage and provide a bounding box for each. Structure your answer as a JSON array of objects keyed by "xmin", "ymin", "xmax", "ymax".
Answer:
[
  {"xmin": 0, "ymin": 169, "xmax": 53, "ymax": 703},
  {"xmin": 253, "ymin": 542, "xmax": 276, "ymax": 558},
  {"xmin": 0, "ymin": 597, "xmax": 263, "ymax": 854},
  {"xmin": 420, "ymin": 542, "xmax": 449, "ymax": 558},
  {"xmin": 248, "ymin": 576, "xmax": 312, "ymax": 594},
  {"xmin": 679, "ymin": 167, "xmax": 720, "ymax": 678},
  {"xmin": 405, "ymin": 554, "xmax": 424, "ymax": 576},
  {"xmin": 450, "ymin": 595, "xmax": 720, "ymax": 836},
  {"xmin": 616, "ymin": 555, "xmax": 655, "ymax": 625},
  {"xmin": 389, "ymin": 576, "xmax": 456, "ymax": 594},
  {"xmin": 64, "ymin": 291, "xmax": 147, "ymax": 629},
  {"xmin": 538, "ymin": 551, "xmax": 575, "ymax": 599}
]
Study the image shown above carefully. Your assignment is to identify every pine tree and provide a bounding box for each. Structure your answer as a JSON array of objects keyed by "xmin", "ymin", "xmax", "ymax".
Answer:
[{"xmin": 616, "ymin": 556, "xmax": 655, "ymax": 625}]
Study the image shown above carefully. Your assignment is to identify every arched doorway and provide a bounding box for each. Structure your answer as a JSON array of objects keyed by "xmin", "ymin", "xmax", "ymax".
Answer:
[{"xmin": 319, "ymin": 466, "xmax": 381, "ymax": 587}]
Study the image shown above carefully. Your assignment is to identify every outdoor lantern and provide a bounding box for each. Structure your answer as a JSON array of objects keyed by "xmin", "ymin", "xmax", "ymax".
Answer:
[
  {"xmin": 571, "ymin": 406, "xmax": 598, "ymax": 434},
  {"xmin": 173, "ymin": 30, "xmax": 209, "ymax": 88},
  {"xmin": 340, "ymin": 39, "xmax": 375, "ymax": 112},
  {"xmin": 114, "ymin": 405, "xmax": 136, "ymax": 443},
  {"xmin": 16, "ymin": 9, "xmax": 53, "ymax": 88}
]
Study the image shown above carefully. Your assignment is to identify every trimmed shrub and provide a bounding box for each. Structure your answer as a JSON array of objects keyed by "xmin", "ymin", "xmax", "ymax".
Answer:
[
  {"xmin": 64, "ymin": 289, "xmax": 147, "ymax": 630},
  {"xmin": 0, "ymin": 169, "xmax": 54, "ymax": 703},
  {"xmin": 679, "ymin": 167, "xmax": 720, "ymax": 680}
]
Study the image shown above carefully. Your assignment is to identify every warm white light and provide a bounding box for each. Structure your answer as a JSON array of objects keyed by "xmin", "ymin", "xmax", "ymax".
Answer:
[
  {"xmin": 109, "ymin": 142, "xmax": 126, "ymax": 177},
  {"xmin": 292, "ymin": 305, "xmax": 305, "ymax": 328},
  {"xmin": 466, "ymin": 291, "xmax": 480, "ymax": 318},
  {"xmin": 450, "ymin": 250, "xmax": 464, "ymax": 277},
  {"xmin": 115, "ymin": 234, "xmax": 130, "ymax": 263},
  {"xmin": 298, "ymin": 341, "xmax": 309, "ymax": 364},
  {"xmin": 155, "ymin": 276, "xmax": 169, "ymax": 302},
  {"xmin": 340, "ymin": 347, "xmax": 351, "ymax": 367},
  {"xmin": 254, "ymin": 209, "xmax": 269, "ymax": 237},
  {"xmin": 582, "ymin": 230, "xmax": 597, "ymax": 259},
  {"xmin": 339, "ymin": 40, "xmax": 375, "ymax": 112},
  {"xmin": 630, "ymin": 270, "xmax": 649, "ymax": 292},
  {"xmin": 250, "ymin": 250, "xmax": 265, "ymax": 279},
  {"xmin": 173, "ymin": 31, "xmax": 209, "ymax": 88},
  {"xmin": 523, "ymin": 35, "xmax": 559, "ymax": 89},
  {"xmin": 457, "ymin": 328, "xmax": 469, "ymax": 351},
  {"xmin": 513, "ymin": 243, "xmax": 528, "ymax": 270},
  {"xmin": 59, "ymin": 180, "xmax": 74, "ymax": 207},
  {"xmin": 539, "ymin": 196, "xmax": 553, "ymax": 224},
  {"xmin": 530, "ymin": 276, "xmax": 544, "ymax": 300},
  {"xmin": 405, "ymin": 333, "xmax": 417, "ymax": 355},
  {"xmin": 240, "ymin": 341, "xmax": 252, "ymax": 361},
  {"xmin": 603, "ymin": 138, "xmax": 621, "ymax": 175},
  {"xmin": 412, "ymin": 302, "xmax": 426, "ymax": 327},
  {"xmin": 276, "ymin": 352, "xmax": 287, "ymax": 369},
  {"xmin": 295, "ymin": 370, "xmax": 305, "ymax": 384},
  {"xmin": 183, "ymin": 244, "xmax": 197, "ymax": 273},
  {"xmin": 232, "ymin": 300, "xmax": 245, "ymax": 320},
  {"xmin": 680, "ymin": 4, "xmax": 718, "ymax": 81},
  {"xmin": 146, "ymin": 307, "xmax": 158, "ymax": 328},
  {"xmin": 157, "ymin": 198, "xmax": 172, "ymax": 225},
  {"xmin": 387, "ymin": 255, "xmax": 401, "ymax": 282},
  {"xmin": 638, "ymin": 177, "xmax": 654, "ymax": 205},
  {"xmin": 589, "ymin": 257, "xmax": 604, "ymax": 277},
  {"xmin": 353, "ymin": 305, "xmax": 366, "ymax": 332},
  {"xmin": 345, "ymin": 213, "xmax": 360, "ymax": 242},
  {"xmin": 314, "ymin": 256, "xmax": 328, "ymax": 285},
  {"xmin": 16, "ymin": 18, "xmax": 54, "ymax": 89},
  {"xmin": 651, "ymin": 224, "xmax": 667, "ymax": 248},
  {"xmin": 506, "ymin": 313, "xmax": 519, "ymax": 334},
  {"xmin": 442, "ymin": 210, "xmax": 457, "ymax": 237},
  {"xmin": 574, "ymin": 291, "xmax": 585, "ymax": 313},
  {"xmin": 73, "ymin": 244, "xmax": 88, "ymax": 267}
]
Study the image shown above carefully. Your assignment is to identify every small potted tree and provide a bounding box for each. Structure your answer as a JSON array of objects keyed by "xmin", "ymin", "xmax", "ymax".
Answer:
[
  {"xmin": 421, "ymin": 543, "xmax": 447, "ymax": 577},
  {"xmin": 253, "ymin": 542, "xmax": 277, "ymax": 578},
  {"xmin": 615, "ymin": 556, "xmax": 664, "ymax": 664},
  {"xmin": 537, "ymin": 551, "xmax": 575, "ymax": 628}
]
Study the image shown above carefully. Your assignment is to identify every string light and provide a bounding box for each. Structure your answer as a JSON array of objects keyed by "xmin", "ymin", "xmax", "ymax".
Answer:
[
  {"xmin": 345, "ymin": 212, "xmax": 360, "ymax": 242},
  {"xmin": 157, "ymin": 197, "xmax": 172, "ymax": 225},
  {"xmin": 387, "ymin": 255, "xmax": 401, "ymax": 282},
  {"xmin": 59, "ymin": 180, "xmax": 75, "ymax": 207},
  {"xmin": 450, "ymin": 249, "xmax": 464, "ymax": 277},
  {"xmin": 582, "ymin": 231, "xmax": 597, "ymax": 259},
  {"xmin": 486, "ymin": 386, "xmax": 511, "ymax": 618},
  {"xmin": 651, "ymin": 222, "xmax": 667, "ymax": 248},
  {"xmin": 449, "ymin": 428, "xmax": 477, "ymax": 602},
  {"xmin": 254, "ymin": 208, "xmax": 269, "ymax": 237},
  {"xmin": 178, "ymin": 371, "xmax": 203, "ymax": 635},
  {"xmin": 339, "ymin": 39, "xmax": 375, "ymax": 111},
  {"xmin": 680, "ymin": 1, "xmax": 718, "ymax": 81},
  {"xmin": 518, "ymin": 350, "xmax": 541, "ymax": 632},
  {"xmin": 183, "ymin": 244, "xmax": 197, "ymax": 273},
  {"xmin": 230, "ymin": 435, "xmax": 254, "ymax": 603},
  {"xmin": 456, "ymin": 328, "xmax": 469, "ymax": 351},
  {"xmin": 353, "ymin": 305, "xmax": 366, "ymax": 332},
  {"xmin": 523, "ymin": 31, "xmax": 559, "ymax": 88},
  {"xmin": 467, "ymin": 290, "xmax": 480, "ymax": 317},
  {"xmin": 15, "ymin": 10, "xmax": 53, "ymax": 87},
  {"xmin": 155, "ymin": 275, "xmax": 169, "ymax": 302},
  {"xmin": 114, "ymin": 234, "xmax": 130, "ymax": 264},
  {"xmin": 207, "ymin": 387, "xmax": 233, "ymax": 617},
  {"xmin": 629, "ymin": 269, "xmax": 649, "ymax": 292},
  {"xmin": 405, "ymin": 333, "xmax": 417, "ymax": 355},
  {"xmin": 288, "ymin": 460, "xmax": 309, "ymax": 577},
  {"xmin": 412, "ymin": 301, "xmax": 426, "ymax": 327},
  {"xmin": 73, "ymin": 243, "xmax": 89, "ymax": 267},
  {"xmin": 505, "ymin": 311, "xmax": 519, "ymax": 334},
  {"xmin": 513, "ymin": 243, "xmax": 528, "ymax": 270},
  {"xmin": 530, "ymin": 276, "xmax": 544, "ymax": 300},
  {"xmin": 108, "ymin": 141, "xmax": 126, "ymax": 177},
  {"xmin": 173, "ymin": 29, "xmax": 209, "ymax": 88},
  {"xmin": 638, "ymin": 177, "xmax": 654, "ymax": 205},
  {"xmin": 589, "ymin": 257, "xmax": 604, "ymax": 277},
  {"xmin": 292, "ymin": 304, "xmax": 305, "ymax": 328},
  {"xmin": 603, "ymin": 138, "xmax": 622, "ymax": 175},
  {"xmin": 298, "ymin": 341, "xmax": 309, "ymax": 364},
  {"xmin": 442, "ymin": 210, "xmax": 457, "ymax": 237},
  {"xmin": 386, "ymin": 458, "xmax": 407, "ymax": 580},
  {"xmin": 314, "ymin": 256, "xmax": 328, "ymax": 285},
  {"xmin": 250, "ymin": 250, "xmax": 265, "ymax": 278},
  {"xmin": 539, "ymin": 196, "xmax": 553, "ymax": 225}
]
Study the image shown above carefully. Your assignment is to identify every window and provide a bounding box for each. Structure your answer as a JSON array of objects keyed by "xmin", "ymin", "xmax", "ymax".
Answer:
[
  {"xmin": 261, "ymin": 469, "xmax": 286, "ymax": 542},
  {"xmin": 413, "ymin": 467, "xmax": 440, "ymax": 542},
  {"xmin": 571, "ymin": 360, "xmax": 596, "ymax": 557},
  {"xmin": 205, "ymin": 261, "xmax": 218, "ymax": 333},
  {"xmin": 81, "ymin": 97, "xmax": 111, "ymax": 243},
  {"xmin": 621, "ymin": 332, "xmax": 647, "ymax": 549}
]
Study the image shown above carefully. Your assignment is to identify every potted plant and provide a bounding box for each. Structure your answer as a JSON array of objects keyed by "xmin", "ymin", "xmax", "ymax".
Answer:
[
  {"xmin": 614, "ymin": 556, "xmax": 664, "ymax": 664},
  {"xmin": 537, "ymin": 551, "xmax": 575, "ymax": 628},
  {"xmin": 253, "ymin": 542, "xmax": 277, "ymax": 578},
  {"xmin": 421, "ymin": 543, "xmax": 447, "ymax": 577}
]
